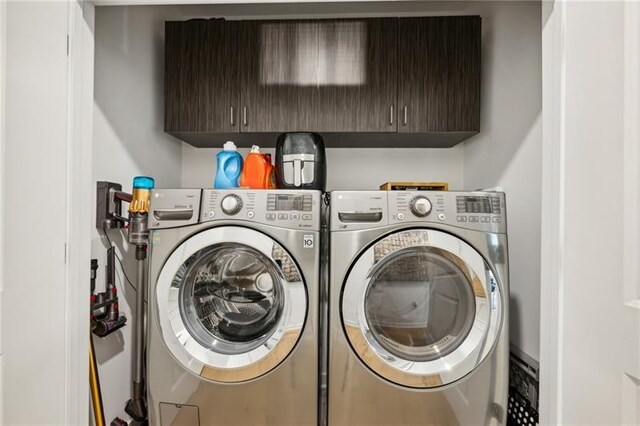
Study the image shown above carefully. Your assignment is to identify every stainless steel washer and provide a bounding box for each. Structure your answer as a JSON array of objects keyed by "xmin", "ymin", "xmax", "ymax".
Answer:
[
  {"xmin": 147, "ymin": 189, "xmax": 321, "ymax": 426},
  {"xmin": 328, "ymin": 191, "xmax": 509, "ymax": 426}
]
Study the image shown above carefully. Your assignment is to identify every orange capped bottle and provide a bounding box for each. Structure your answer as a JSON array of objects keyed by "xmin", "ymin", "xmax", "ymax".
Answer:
[{"xmin": 239, "ymin": 145, "xmax": 276, "ymax": 189}]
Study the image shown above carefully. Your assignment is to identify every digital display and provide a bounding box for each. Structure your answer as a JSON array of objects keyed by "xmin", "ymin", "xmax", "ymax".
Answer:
[
  {"xmin": 456, "ymin": 196, "xmax": 501, "ymax": 214},
  {"xmin": 267, "ymin": 194, "xmax": 313, "ymax": 211},
  {"xmin": 276, "ymin": 194, "xmax": 304, "ymax": 211}
]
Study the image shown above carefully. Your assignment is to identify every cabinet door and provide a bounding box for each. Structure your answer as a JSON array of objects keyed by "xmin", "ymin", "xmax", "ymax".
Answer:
[
  {"xmin": 398, "ymin": 16, "xmax": 481, "ymax": 133},
  {"xmin": 165, "ymin": 19, "xmax": 238, "ymax": 134},
  {"xmin": 239, "ymin": 20, "xmax": 319, "ymax": 132},
  {"xmin": 315, "ymin": 18, "xmax": 398, "ymax": 132}
]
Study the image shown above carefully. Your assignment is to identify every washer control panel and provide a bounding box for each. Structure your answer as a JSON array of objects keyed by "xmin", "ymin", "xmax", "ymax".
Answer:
[
  {"xmin": 410, "ymin": 196, "xmax": 432, "ymax": 217},
  {"xmin": 220, "ymin": 194, "xmax": 243, "ymax": 215},
  {"xmin": 201, "ymin": 189, "xmax": 320, "ymax": 230}
]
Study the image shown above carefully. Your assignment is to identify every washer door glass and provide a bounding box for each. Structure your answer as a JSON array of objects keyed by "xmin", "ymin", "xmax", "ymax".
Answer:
[
  {"xmin": 177, "ymin": 244, "xmax": 284, "ymax": 354},
  {"xmin": 341, "ymin": 229, "xmax": 503, "ymax": 389},
  {"xmin": 156, "ymin": 226, "xmax": 307, "ymax": 383},
  {"xmin": 365, "ymin": 247, "xmax": 476, "ymax": 362}
]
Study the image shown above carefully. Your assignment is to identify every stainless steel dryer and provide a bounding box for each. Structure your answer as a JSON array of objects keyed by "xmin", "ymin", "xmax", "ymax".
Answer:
[
  {"xmin": 328, "ymin": 191, "xmax": 509, "ymax": 426},
  {"xmin": 147, "ymin": 189, "xmax": 321, "ymax": 426}
]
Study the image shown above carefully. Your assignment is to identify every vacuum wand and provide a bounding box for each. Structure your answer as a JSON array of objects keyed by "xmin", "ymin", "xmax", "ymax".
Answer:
[
  {"xmin": 130, "ymin": 243, "xmax": 147, "ymax": 403},
  {"xmin": 126, "ymin": 242, "xmax": 148, "ymax": 422},
  {"xmin": 124, "ymin": 177, "xmax": 154, "ymax": 425}
]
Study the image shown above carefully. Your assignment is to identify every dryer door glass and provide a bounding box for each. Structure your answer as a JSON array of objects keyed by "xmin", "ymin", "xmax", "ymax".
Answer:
[
  {"xmin": 341, "ymin": 229, "xmax": 503, "ymax": 389},
  {"xmin": 177, "ymin": 243, "xmax": 285, "ymax": 354},
  {"xmin": 364, "ymin": 247, "xmax": 476, "ymax": 362}
]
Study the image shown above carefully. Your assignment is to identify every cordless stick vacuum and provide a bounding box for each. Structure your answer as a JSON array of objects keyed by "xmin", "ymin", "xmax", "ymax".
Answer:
[
  {"xmin": 124, "ymin": 176, "xmax": 155, "ymax": 425},
  {"xmin": 95, "ymin": 177, "xmax": 155, "ymax": 425}
]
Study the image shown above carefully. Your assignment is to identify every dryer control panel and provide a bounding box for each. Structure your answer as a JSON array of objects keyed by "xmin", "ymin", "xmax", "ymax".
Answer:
[
  {"xmin": 388, "ymin": 191, "xmax": 506, "ymax": 233},
  {"xmin": 331, "ymin": 191, "xmax": 507, "ymax": 233},
  {"xmin": 330, "ymin": 191, "xmax": 387, "ymax": 231}
]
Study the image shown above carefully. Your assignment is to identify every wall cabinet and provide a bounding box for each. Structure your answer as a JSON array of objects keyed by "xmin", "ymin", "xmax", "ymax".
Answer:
[
  {"xmin": 398, "ymin": 16, "xmax": 481, "ymax": 133},
  {"xmin": 315, "ymin": 18, "xmax": 398, "ymax": 132},
  {"xmin": 239, "ymin": 20, "xmax": 319, "ymax": 132},
  {"xmin": 165, "ymin": 19, "xmax": 238, "ymax": 135},
  {"xmin": 164, "ymin": 16, "xmax": 481, "ymax": 147},
  {"xmin": 238, "ymin": 18, "xmax": 398, "ymax": 133}
]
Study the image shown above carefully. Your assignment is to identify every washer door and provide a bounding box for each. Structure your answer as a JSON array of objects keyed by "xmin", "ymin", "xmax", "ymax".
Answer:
[
  {"xmin": 341, "ymin": 229, "xmax": 502, "ymax": 389},
  {"xmin": 156, "ymin": 226, "xmax": 307, "ymax": 383}
]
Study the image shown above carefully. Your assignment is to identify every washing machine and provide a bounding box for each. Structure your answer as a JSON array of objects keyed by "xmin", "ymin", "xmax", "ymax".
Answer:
[
  {"xmin": 328, "ymin": 191, "xmax": 509, "ymax": 426},
  {"xmin": 147, "ymin": 189, "xmax": 321, "ymax": 426}
]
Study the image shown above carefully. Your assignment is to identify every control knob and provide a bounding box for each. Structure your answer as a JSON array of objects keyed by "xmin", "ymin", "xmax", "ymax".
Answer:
[
  {"xmin": 221, "ymin": 194, "xmax": 242, "ymax": 215},
  {"xmin": 410, "ymin": 196, "xmax": 432, "ymax": 217}
]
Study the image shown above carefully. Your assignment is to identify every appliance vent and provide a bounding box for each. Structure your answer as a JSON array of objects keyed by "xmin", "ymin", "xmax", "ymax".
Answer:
[{"xmin": 508, "ymin": 350, "xmax": 539, "ymax": 426}]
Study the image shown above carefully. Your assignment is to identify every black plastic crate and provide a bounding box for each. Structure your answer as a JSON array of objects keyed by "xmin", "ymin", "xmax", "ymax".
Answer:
[{"xmin": 508, "ymin": 350, "xmax": 539, "ymax": 426}]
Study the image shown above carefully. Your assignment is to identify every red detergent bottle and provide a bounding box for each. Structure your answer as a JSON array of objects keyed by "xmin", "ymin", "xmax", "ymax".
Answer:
[{"xmin": 240, "ymin": 145, "xmax": 275, "ymax": 189}]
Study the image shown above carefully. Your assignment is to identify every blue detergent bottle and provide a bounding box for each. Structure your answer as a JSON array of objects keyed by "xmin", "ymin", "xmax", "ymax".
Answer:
[{"xmin": 214, "ymin": 141, "xmax": 243, "ymax": 188}]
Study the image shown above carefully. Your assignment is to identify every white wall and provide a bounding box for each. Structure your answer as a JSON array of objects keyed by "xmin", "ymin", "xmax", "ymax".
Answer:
[
  {"xmin": 181, "ymin": 145, "xmax": 464, "ymax": 190},
  {"xmin": 92, "ymin": 5, "xmax": 182, "ymax": 423},
  {"xmin": 540, "ymin": 2, "xmax": 640, "ymax": 424},
  {"xmin": 462, "ymin": 1, "xmax": 542, "ymax": 363},
  {"xmin": 0, "ymin": 0, "xmax": 6, "ymax": 421},
  {"xmin": 2, "ymin": 2, "xmax": 95, "ymax": 423},
  {"xmin": 3, "ymin": 1, "xmax": 71, "ymax": 424}
]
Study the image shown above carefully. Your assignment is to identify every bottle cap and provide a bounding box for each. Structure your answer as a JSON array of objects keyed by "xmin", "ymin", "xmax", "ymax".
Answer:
[
  {"xmin": 251, "ymin": 145, "xmax": 260, "ymax": 153},
  {"xmin": 132, "ymin": 176, "xmax": 155, "ymax": 190},
  {"xmin": 223, "ymin": 141, "xmax": 237, "ymax": 151}
]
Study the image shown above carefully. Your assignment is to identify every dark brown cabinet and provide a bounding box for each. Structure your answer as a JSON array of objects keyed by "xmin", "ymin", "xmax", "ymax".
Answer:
[
  {"xmin": 164, "ymin": 19, "xmax": 238, "ymax": 136},
  {"xmin": 239, "ymin": 20, "xmax": 319, "ymax": 132},
  {"xmin": 398, "ymin": 16, "xmax": 481, "ymax": 134},
  {"xmin": 164, "ymin": 16, "xmax": 481, "ymax": 147},
  {"xmin": 316, "ymin": 18, "xmax": 398, "ymax": 132}
]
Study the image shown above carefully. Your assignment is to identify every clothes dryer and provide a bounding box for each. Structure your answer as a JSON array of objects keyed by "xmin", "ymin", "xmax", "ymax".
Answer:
[{"xmin": 328, "ymin": 191, "xmax": 509, "ymax": 426}]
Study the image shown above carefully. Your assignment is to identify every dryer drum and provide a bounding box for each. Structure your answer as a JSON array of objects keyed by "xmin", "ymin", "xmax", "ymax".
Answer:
[
  {"xmin": 341, "ymin": 228, "xmax": 503, "ymax": 389},
  {"xmin": 364, "ymin": 246, "xmax": 477, "ymax": 363}
]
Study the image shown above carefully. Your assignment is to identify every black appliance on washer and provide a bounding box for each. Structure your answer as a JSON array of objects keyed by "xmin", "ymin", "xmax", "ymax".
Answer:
[{"xmin": 275, "ymin": 132, "xmax": 326, "ymax": 191}]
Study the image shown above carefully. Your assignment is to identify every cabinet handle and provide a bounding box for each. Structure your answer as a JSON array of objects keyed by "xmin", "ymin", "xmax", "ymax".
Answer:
[
  {"xmin": 230, "ymin": 106, "xmax": 235, "ymax": 126},
  {"xmin": 389, "ymin": 105, "xmax": 394, "ymax": 126},
  {"xmin": 403, "ymin": 106, "xmax": 408, "ymax": 126},
  {"xmin": 243, "ymin": 106, "xmax": 247, "ymax": 126}
]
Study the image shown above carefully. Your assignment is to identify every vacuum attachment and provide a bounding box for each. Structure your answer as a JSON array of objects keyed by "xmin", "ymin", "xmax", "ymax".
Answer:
[{"xmin": 91, "ymin": 249, "xmax": 127, "ymax": 338}]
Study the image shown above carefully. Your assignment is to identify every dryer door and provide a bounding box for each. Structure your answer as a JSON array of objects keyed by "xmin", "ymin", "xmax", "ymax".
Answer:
[
  {"xmin": 156, "ymin": 226, "xmax": 307, "ymax": 383},
  {"xmin": 342, "ymin": 229, "xmax": 503, "ymax": 388}
]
